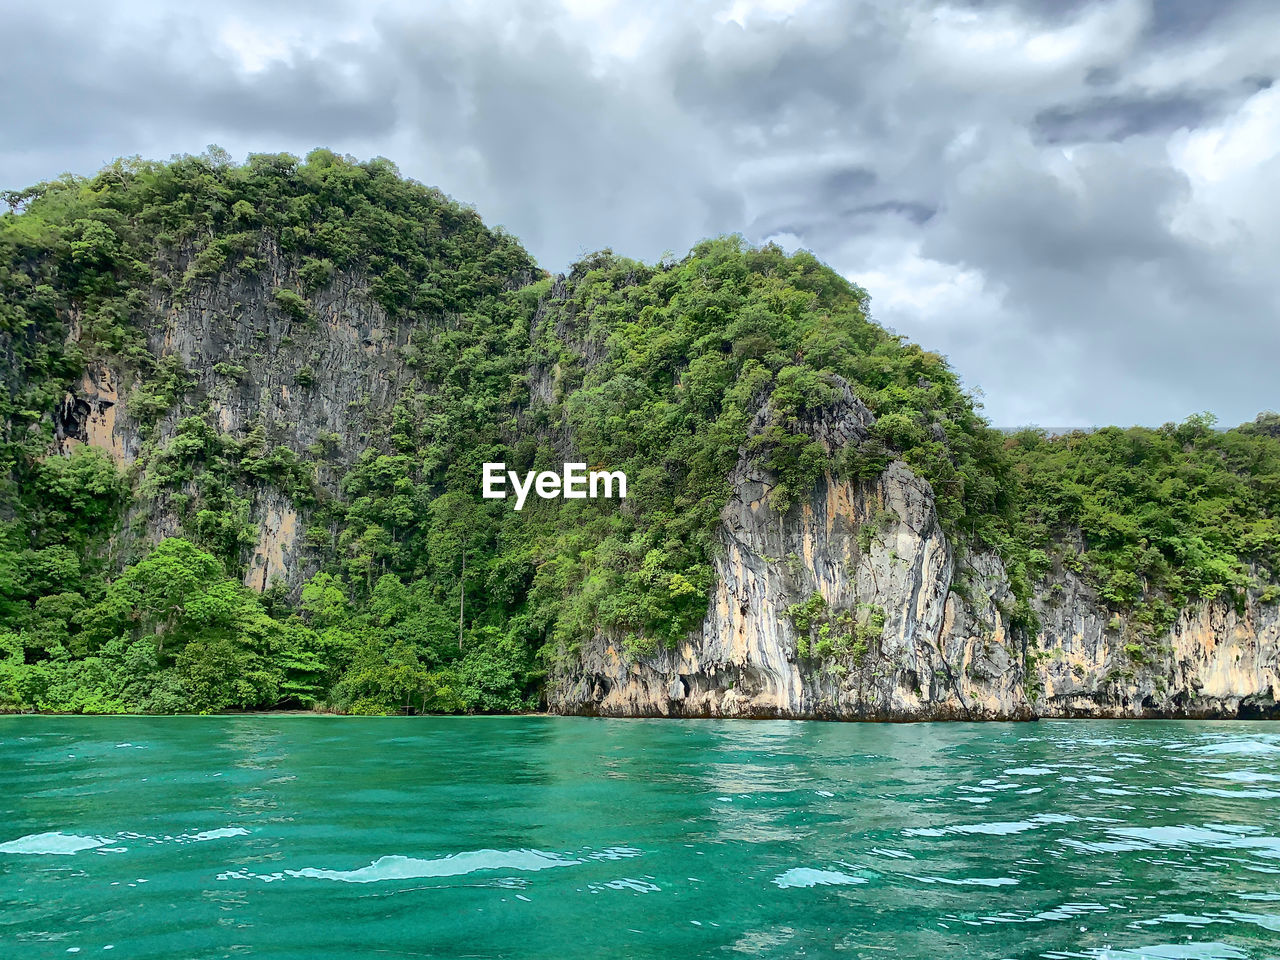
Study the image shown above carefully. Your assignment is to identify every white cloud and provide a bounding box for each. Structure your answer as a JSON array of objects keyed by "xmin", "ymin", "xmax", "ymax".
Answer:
[
  {"xmin": 716, "ymin": 0, "xmax": 811, "ymax": 27},
  {"xmin": 909, "ymin": 0, "xmax": 1146, "ymax": 87},
  {"xmin": 2, "ymin": 0, "xmax": 1278, "ymax": 426}
]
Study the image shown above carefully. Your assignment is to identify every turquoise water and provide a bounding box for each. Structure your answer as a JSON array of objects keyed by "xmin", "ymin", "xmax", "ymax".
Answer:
[{"xmin": 2, "ymin": 718, "xmax": 1279, "ymax": 960}]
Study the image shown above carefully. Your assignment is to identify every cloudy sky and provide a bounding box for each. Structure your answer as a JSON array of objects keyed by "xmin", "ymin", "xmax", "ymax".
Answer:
[{"xmin": 4, "ymin": 0, "xmax": 1278, "ymax": 427}]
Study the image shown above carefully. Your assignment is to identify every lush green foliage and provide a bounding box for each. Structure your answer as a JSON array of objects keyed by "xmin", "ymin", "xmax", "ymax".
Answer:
[
  {"xmin": 0, "ymin": 537, "xmax": 535, "ymax": 714},
  {"xmin": 1, "ymin": 148, "xmax": 539, "ymax": 713},
  {"xmin": 1006, "ymin": 413, "xmax": 1280, "ymax": 634},
  {"xmin": 517, "ymin": 241, "xmax": 1014, "ymax": 655},
  {"xmin": 2, "ymin": 149, "xmax": 1278, "ymax": 714},
  {"xmin": 785, "ymin": 593, "xmax": 885, "ymax": 665},
  {"xmin": 321, "ymin": 237, "xmax": 1017, "ymax": 669}
]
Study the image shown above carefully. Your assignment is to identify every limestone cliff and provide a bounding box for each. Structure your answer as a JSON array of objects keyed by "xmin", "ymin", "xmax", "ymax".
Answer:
[
  {"xmin": 39, "ymin": 248, "xmax": 1280, "ymax": 721},
  {"xmin": 51, "ymin": 240, "xmax": 510, "ymax": 591},
  {"xmin": 1033, "ymin": 568, "xmax": 1280, "ymax": 719},
  {"xmin": 548, "ymin": 382, "xmax": 1280, "ymax": 720}
]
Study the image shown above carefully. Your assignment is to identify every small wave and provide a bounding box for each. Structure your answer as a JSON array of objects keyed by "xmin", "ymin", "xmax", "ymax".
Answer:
[
  {"xmin": 590, "ymin": 877, "xmax": 660, "ymax": 894},
  {"xmin": 180, "ymin": 827, "xmax": 250, "ymax": 843},
  {"xmin": 1182, "ymin": 786, "xmax": 1280, "ymax": 800},
  {"xmin": 1143, "ymin": 910, "xmax": 1280, "ymax": 935},
  {"xmin": 0, "ymin": 826, "xmax": 247, "ymax": 856},
  {"xmin": 0, "ymin": 832, "xmax": 111, "ymax": 856},
  {"xmin": 1015, "ymin": 901, "xmax": 1107, "ymax": 922},
  {"xmin": 586, "ymin": 846, "xmax": 643, "ymax": 861},
  {"xmin": 1062, "ymin": 824, "xmax": 1280, "ymax": 859},
  {"xmin": 772, "ymin": 867, "xmax": 866, "ymax": 889},
  {"xmin": 240, "ymin": 849, "xmax": 584, "ymax": 884},
  {"xmin": 868, "ymin": 848, "xmax": 913, "ymax": 860},
  {"xmin": 1210, "ymin": 770, "xmax": 1280, "ymax": 784},
  {"xmin": 1044, "ymin": 943, "xmax": 1247, "ymax": 960},
  {"xmin": 1224, "ymin": 910, "xmax": 1280, "ymax": 932},
  {"xmin": 1136, "ymin": 913, "xmax": 1230, "ymax": 928},
  {"xmin": 904, "ymin": 813, "xmax": 1076, "ymax": 838},
  {"xmin": 906, "ymin": 874, "xmax": 1017, "ymax": 887},
  {"xmin": 945, "ymin": 901, "xmax": 1107, "ymax": 926},
  {"xmin": 1193, "ymin": 739, "xmax": 1280, "ymax": 756}
]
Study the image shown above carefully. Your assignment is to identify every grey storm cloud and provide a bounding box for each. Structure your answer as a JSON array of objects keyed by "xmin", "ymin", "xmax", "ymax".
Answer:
[
  {"xmin": 2, "ymin": 0, "xmax": 1278, "ymax": 429},
  {"xmin": 1034, "ymin": 94, "xmax": 1210, "ymax": 142}
]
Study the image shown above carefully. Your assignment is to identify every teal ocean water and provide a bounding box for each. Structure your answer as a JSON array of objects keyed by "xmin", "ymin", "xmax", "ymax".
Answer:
[{"xmin": 2, "ymin": 718, "xmax": 1279, "ymax": 959}]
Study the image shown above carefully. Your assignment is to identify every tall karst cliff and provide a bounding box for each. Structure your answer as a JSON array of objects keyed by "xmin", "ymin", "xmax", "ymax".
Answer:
[
  {"xmin": 548, "ymin": 380, "xmax": 1280, "ymax": 720},
  {"xmin": 54, "ymin": 236, "xmax": 531, "ymax": 593},
  {"xmin": 2, "ymin": 150, "xmax": 1277, "ymax": 717}
]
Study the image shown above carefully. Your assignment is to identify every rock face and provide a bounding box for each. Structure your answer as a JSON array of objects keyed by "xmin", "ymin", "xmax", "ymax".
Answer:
[
  {"xmin": 55, "ymin": 243, "xmax": 428, "ymax": 590},
  {"xmin": 548, "ymin": 380, "xmax": 1280, "ymax": 721},
  {"xmin": 548, "ymin": 380, "xmax": 1033, "ymax": 719},
  {"xmin": 1033, "ymin": 569, "xmax": 1280, "ymax": 718},
  {"xmin": 53, "ymin": 366, "xmax": 125, "ymax": 462},
  {"xmin": 49, "ymin": 252, "xmax": 1280, "ymax": 720}
]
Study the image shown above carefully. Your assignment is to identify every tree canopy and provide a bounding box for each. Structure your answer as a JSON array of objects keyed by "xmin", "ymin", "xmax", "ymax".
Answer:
[{"xmin": 2, "ymin": 149, "xmax": 1277, "ymax": 713}]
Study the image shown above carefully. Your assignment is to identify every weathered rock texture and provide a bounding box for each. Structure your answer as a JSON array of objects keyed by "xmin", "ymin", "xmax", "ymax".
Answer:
[
  {"xmin": 1033, "ymin": 568, "xmax": 1280, "ymax": 718},
  {"xmin": 55, "ymin": 244, "xmax": 424, "ymax": 589},
  {"xmin": 549, "ymin": 381, "xmax": 1280, "ymax": 720}
]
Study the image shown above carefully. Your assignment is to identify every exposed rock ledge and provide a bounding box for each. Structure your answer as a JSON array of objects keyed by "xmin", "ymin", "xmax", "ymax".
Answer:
[{"xmin": 548, "ymin": 380, "xmax": 1280, "ymax": 721}]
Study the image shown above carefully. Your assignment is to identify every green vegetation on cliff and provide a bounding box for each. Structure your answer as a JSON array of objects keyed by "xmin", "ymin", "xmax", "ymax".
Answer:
[
  {"xmin": 1, "ymin": 148, "xmax": 539, "ymax": 712},
  {"xmin": 1009, "ymin": 414, "xmax": 1280, "ymax": 635},
  {"xmin": 1, "ymin": 149, "xmax": 1278, "ymax": 714}
]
